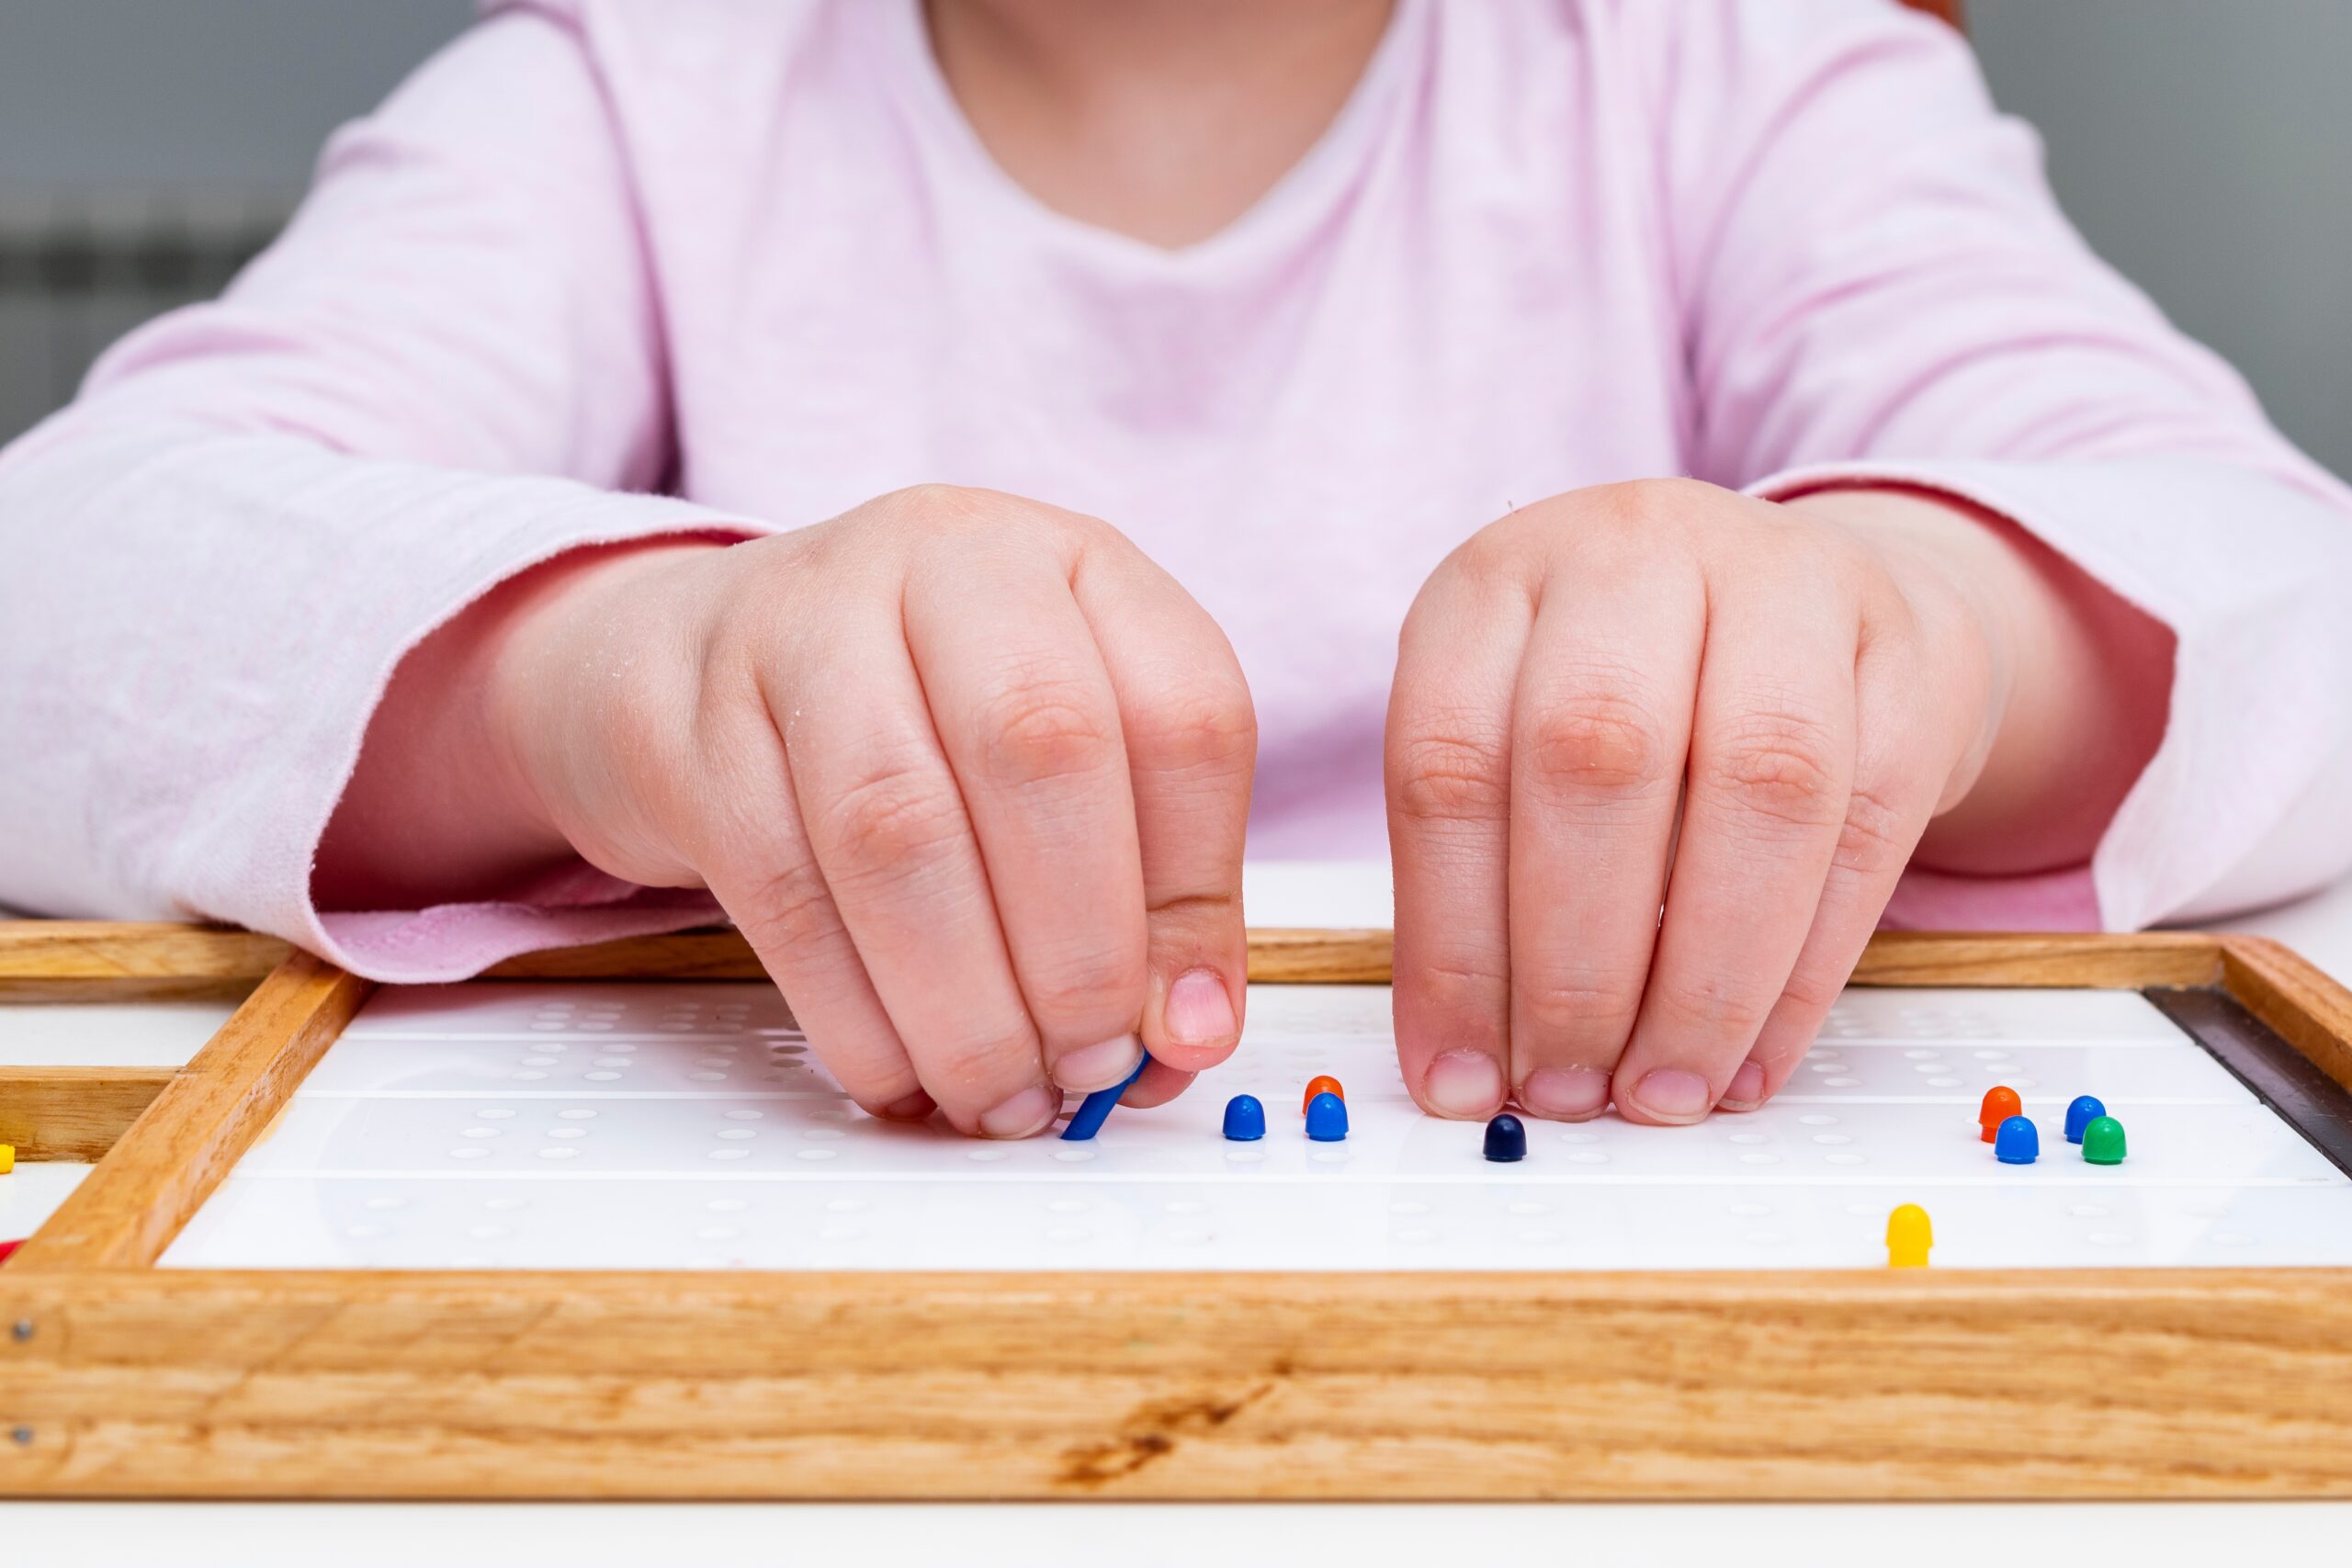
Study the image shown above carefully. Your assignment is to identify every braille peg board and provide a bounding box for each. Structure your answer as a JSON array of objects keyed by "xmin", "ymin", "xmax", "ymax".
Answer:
[{"xmin": 162, "ymin": 978, "xmax": 2352, "ymax": 1272}]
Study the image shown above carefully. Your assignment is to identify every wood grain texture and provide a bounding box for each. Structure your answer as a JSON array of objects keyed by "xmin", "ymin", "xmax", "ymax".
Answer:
[
  {"xmin": 1246, "ymin": 928, "xmax": 1393, "ymax": 983},
  {"xmin": 6, "ymin": 952, "xmax": 372, "ymax": 1272},
  {"xmin": 4, "ymin": 1267, "xmax": 2351, "ymax": 1498},
  {"xmin": 481, "ymin": 928, "xmax": 1394, "ymax": 986},
  {"xmin": 1849, "ymin": 931, "xmax": 2223, "ymax": 989},
  {"xmin": 0, "ymin": 921, "xmax": 284, "ymax": 1001},
  {"xmin": 2221, "ymin": 935, "xmax": 2352, "ymax": 1095},
  {"xmin": 0, "ymin": 1068, "xmax": 174, "ymax": 1161},
  {"xmin": 6, "ymin": 920, "xmax": 2352, "ymax": 1500},
  {"xmin": 477, "ymin": 926, "xmax": 2225, "ymax": 990}
]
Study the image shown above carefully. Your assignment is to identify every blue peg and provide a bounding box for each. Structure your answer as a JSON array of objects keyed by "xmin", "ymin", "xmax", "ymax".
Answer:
[
  {"xmin": 1305, "ymin": 1090, "xmax": 1349, "ymax": 1142},
  {"xmin": 1221, "ymin": 1094, "xmax": 1266, "ymax": 1142},
  {"xmin": 2064, "ymin": 1094, "xmax": 2106, "ymax": 1145},
  {"xmin": 1994, "ymin": 1114, "xmax": 2040, "ymax": 1166},
  {"xmin": 1483, "ymin": 1113, "xmax": 1527, "ymax": 1163},
  {"xmin": 1059, "ymin": 1050, "xmax": 1150, "ymax": 1141}
]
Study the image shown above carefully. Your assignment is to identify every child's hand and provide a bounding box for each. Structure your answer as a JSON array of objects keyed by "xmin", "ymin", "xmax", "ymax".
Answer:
[
  {"xmin": 1385, "ymin": 479, "xmax": 2063, "ymax": 1126},
  {"xmin": 413, "ymin": 487, "xmax": 1257, "ymax": 1135}
]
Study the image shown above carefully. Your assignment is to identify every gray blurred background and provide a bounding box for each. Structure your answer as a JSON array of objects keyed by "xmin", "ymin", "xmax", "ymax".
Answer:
[{"xmin": 1, "ymin": 0, "xmax": 2346, "ymax": 475}]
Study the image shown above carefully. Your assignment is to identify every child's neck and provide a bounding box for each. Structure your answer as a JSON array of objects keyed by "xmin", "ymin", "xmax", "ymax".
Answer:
[{"xmin": 924, "ymin": 0, "xmax": 1396, "ymax": 250}]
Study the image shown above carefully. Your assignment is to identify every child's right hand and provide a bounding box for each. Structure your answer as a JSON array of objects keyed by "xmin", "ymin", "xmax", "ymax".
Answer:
[{"xmin": 334, "ymin": 486, "xmax": 1258, "ymax": 1136}]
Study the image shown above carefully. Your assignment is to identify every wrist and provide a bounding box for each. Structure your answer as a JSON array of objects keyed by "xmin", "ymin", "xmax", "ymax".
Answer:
[
  {"xmin": 1780, "ymin": 481, "xmax": 2169, "ymax": 874},
  {"xmin": 481, "ymin": 537, "xmax": 735, "ymax": 866},
  {"xmin": 315, "ymin": 536, "xmax": 729, "ymax": 910},
  {"xmin": 1780, "ymin": 483, "xmax": 2025, "ymax": 780}
]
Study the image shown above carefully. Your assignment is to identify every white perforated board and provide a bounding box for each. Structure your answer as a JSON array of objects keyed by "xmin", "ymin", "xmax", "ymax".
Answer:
[{"xmin": 161, "ymin": 981, "xmax": 2352, "ymax": 1271}]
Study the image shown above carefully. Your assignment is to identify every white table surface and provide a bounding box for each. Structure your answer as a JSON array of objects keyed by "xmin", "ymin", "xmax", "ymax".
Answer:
[{"xmin": 10, "ymin": 861, "xmax": 2352, "ymax": 1561}]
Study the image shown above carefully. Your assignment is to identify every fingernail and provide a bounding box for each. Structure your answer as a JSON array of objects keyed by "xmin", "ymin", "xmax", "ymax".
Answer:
[
  {"xmin": 1718, "ymin": 1058, "xmax": 1769, "ymax": 1111},
  {"xmin": 1519, "ymin": 1066, "xmax": 1611, "ymax": 1120},
  {"xmin": 1423, "ymin": 1049, "xmax": 1506, "ymax": 1119},
  {"xmin": 1164, "ymin": 968, "xmax": 1236, "ymax": 1046},
  {"xmin": 978, "ymin": 1085, "xmax": 1061, "ymax": 1139},
  {"xmin": 1630, "ymin": 1067, "xmax": 1713, "ymax": 1122},
  {"xmin": 1053, "ymin": 1032, "xmax": 1144, "ymax": 1093},
  {"xmin": 880, "ymin": 1089, "xmax": 936, "ymax": 1121}
]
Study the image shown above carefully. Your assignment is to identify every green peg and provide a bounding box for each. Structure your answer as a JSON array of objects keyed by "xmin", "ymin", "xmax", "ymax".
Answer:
[{"xmin": 2080, "ymin": 1114, "xmax": 2127, "ymax": 1166}]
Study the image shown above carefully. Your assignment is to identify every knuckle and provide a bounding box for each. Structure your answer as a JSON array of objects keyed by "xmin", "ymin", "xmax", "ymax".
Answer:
[
  {"xmin": 1834, "ymin": 781, "xmax": 1917, "ymax": 880},
  {"xmin": 1523, "ymin": 687, "xmax": 1673, "ymax": 797},
  {"xmin": 1055, "ymin": 507, "xmax": 1130, "ymax": 553},
  {"xmin": 1148, "ymin": 886, "xmax": 1240, "ymax": 924},
  {"xmin": 1586, "ymin": 477, "xmax": 1713, "ymax": 536},
  {"xmin": 1705, "ymin": 711, "xmax": 1845, "ymax": 830},
  {"xmin": 882, "ymin": 482, "xmax": 991, "ymax": 529},
  {"xmin": 730, "ymin": 854, "xmax": 842, "ymax": 958},
  {"xmin": 1449, "ymin": 523, "xmax": 1523, "ymax": 581},
  {"xmin": 1129, "ymin": 676, "xmax": 1257, "ymax": 780},
  {"xmin": 1390, "ymin": 723, "xmax": 1512, "ymax": 826},
  {"xmin": 1778, "ymin": 964, "xmax": 1846, "ymax": 1018},
  {"xmin": 1023, "ymin": 949, "xmax": 1147, "ymax": 1027},
  {"xmin": 916, "ymin": 1030, "xmax": 1037, "ymax": 1099},
  {"xmin": 1405, "ymin": 951, "xmax": 1512, "ymax": 1046},
  {"xmin": 974, "ymin": 675, "xmax": 1121, "ymax": 791},
  {"xmin": 1515, "ymin": 975, "xmax": 1644, "ymax": 1043},
  {"xmin": 881, "ymin": 484, "xmax": 1109, "ymax": 556},
  {"xmin": 1442, "ymin": 511, "xmax": 1559, "ymax": 592},
  {"xmin": 817, "ymin": 757, "xmax": 968, "ymax": 881},
  {"xmin": 1649, "ymin": 973, "xmax": 1774, "ymax": 1044}
]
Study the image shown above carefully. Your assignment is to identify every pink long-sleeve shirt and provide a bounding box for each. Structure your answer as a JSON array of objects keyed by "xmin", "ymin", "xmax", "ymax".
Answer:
[{"xmin": 4, "ymin": 0, "xmax": 2350, "ymax": 983}]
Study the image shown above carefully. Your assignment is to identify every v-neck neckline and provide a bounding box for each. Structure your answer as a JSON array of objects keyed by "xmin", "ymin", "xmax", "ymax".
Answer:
[{"xmin": 880, "ymin": 0, "xmax": 1422, "ymax": 273}]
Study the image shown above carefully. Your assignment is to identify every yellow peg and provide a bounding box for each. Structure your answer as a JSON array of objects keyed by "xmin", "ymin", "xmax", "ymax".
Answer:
[{"xmin": 1885, "ymin": 1203, "xmax": 1931, "ymax": 1269}]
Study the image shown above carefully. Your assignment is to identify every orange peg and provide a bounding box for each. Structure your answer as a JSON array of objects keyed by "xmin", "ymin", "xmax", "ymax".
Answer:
[
  {"xmin": 1301, "ymin": 1075, "xmax": 1346, "ymax": 1113},
  {"xmin": 1979, "ymin": 1085, "xmax": 2021, "ymax": 1142}
]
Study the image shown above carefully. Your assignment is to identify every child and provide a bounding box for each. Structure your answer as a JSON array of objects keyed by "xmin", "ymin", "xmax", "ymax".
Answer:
[{"xmin": 2, "ymin": 0, "xmax": 2346, "ymax": 1138}]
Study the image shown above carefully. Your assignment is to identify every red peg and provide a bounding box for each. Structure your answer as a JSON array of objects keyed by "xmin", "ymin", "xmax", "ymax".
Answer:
[{"xmin": 1979, "ymin": 1085, "xmax": 2021, "ymax": 1143}]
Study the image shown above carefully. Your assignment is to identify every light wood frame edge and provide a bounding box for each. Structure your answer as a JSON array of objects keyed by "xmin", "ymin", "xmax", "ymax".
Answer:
[
  {"xmin": 470, "ymin": 925, "xmax": 2235, "ymax": 990},
  {"xmin": 6, "ymin": 920, "xmax": 2352, "ymax": 1500},
  {"xmin": 6, "ymin": 950, "xmax": 372, "ymax": 1271},
  {"xmin": 0, "ymin": 922, "xmax": 289, "ymax": 1159},
  {"xmin": 0, "ymin": 921, "xmax": 288, "ymax": 998}
]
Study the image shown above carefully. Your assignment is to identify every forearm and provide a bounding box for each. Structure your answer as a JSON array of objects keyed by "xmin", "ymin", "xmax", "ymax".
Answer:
[{"xmin": 1787, "ymin": 485, "xmax": 2173, "ymax": 876}]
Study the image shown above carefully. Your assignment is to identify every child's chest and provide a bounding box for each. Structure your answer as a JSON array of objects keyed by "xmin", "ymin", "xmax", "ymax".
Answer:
[{"xmin": 604, "ymin": 0, "xmax": 1690, "ymax": 723}]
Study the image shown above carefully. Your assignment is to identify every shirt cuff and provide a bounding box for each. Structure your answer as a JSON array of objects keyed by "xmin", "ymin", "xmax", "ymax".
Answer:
[
  {"xmin": 256, "ymin": 485, "xmax": 763, "ymax": 981},
  {"xmin": 1746, "ymin": 455, "xmax": 2352, "ymax": 931},
  {"xmin": 319, "ymin": 869, "xmax": 727, "ymax": 984}
]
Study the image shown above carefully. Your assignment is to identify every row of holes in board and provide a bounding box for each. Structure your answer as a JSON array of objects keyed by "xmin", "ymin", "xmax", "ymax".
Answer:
[
  {"xmin": 476, "ymin": 1043, "xmax": 2033, "ymax": 1083},
  {"xmin": 480, "ymin": 1037, "xmax": 812, "ymax": 1084},
  {"xmin": 425, "ymin": 1107, "xmax": 1920, "ymax": 1168}
]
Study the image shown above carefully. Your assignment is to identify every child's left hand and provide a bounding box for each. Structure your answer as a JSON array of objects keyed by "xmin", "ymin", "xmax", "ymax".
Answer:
[{"xmin": 1383, "ymin": 479, "xmax": 2035, "ymax": 1126}]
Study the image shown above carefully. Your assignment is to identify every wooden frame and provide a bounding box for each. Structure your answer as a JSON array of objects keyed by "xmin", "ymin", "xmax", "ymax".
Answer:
[{"xmin": 5, "ymin": 919, "xmax": 2352, "ymax": 1499}]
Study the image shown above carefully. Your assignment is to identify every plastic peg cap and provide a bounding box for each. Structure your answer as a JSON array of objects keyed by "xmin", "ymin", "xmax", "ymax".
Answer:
[
  {"xmin": 1885, "ymin": 1203, "xmax": 1933, "ymax": 1268},
  {"xmin": 1994, "ymin": 1114, "xmax": 2040, "ymax": 1165},
  {"xmin": 2081, "ymin": 1115, "xmax": 2127, "ymax": 1166},
  {"xmin": 2064, "ymin": 1094, "xmax": 2107, "ymax": 1145},
  {"xmin": 1221, "ymin": 1094, "xmax": 1266, "ymax": 1142},
  {"xmin": 1483, "ymin": 1113, "xmax": 1527, "ymax": 1162},
  {"xmin": 1979, "ymin": 1085, "xmax": 2022, "ymax": 1142},
  {"xmin": 1305, "ymin": 1091, "xmax": 1350, "ymax": 1142}
]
